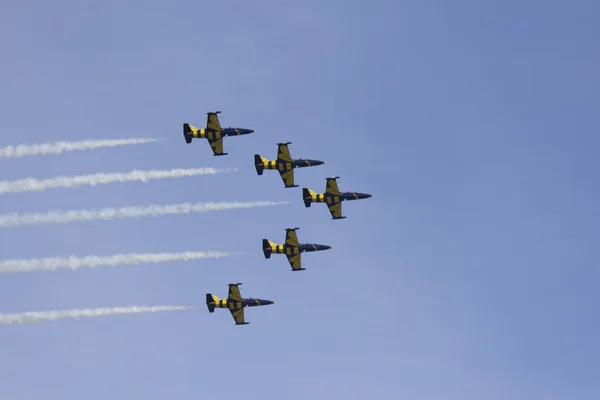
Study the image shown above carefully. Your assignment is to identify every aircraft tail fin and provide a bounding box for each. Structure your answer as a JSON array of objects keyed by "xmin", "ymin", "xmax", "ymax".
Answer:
[
  {"xmin": 206, "ymin": 293, "xmax": 220, "ymax": 313},
  {"xmin": 183, "ymin": 123, "xmax": 195, "ymax": 144},
  {"xmin": 302, "ymin": 188, "xmax": 315, "ymax": 207},
  {"xmin": 254, "ymin": 154, "xmax": 267, "ymax": 175},
  {"xmin": 262, "ymin": 239, "xmax": 274, "ymax": 258}
]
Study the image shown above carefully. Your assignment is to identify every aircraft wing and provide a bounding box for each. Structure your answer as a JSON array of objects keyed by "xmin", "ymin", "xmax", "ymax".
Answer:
[
  {"xmin": 326, "ymin": 178, "xmax": 340, "ymax": 195},
  {"xmin": 285, "ymin": 229, "xmax": 299, "ymax": 246},
  {"xmin": 206, "ymin": 112, "xmax": 222, "ymax": 131},
  {"xmin": 207, "ymin": 137, "xmax": 225, "ymax": 156},
  {"xmin": 286, "ymin": 253, "xmax": 302, "ymax": 271},
  {"xmin": 328, "ymin": 199, "xmax": 343, "ymax": 219},
  {"xmin": 228, "ymin": 284, "xmax": 243, "ymax": 301},
  {"xmin": 277, "ymin": 143, "xmax": 293, "ymax": 162},
  {"xmin": 278, "ymin": 169, "xmax": 295, "ymax": 187},
  {"xmin": 229, "ymin": 307, "xmax": 246, "ymax": 325}
]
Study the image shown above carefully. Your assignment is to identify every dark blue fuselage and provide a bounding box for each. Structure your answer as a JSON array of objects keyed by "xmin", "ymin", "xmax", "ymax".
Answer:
[
  {"xmin": 242, "ymin": 298, "xmax": 275, "ymax": 307},
  {"xmin": 292, "ymin": 159, "xmax": 326, "ymax": 168},
  {"xmin": 340, "ymin": 192, "xmax": 374, "ymax": 201},
  {"xmin": 299, "ymin": 243, "xmax": 332, "ymax": 253},
  {"xmin": 221, "ymin": 127, "xmax": 255, "ymax": 136}
]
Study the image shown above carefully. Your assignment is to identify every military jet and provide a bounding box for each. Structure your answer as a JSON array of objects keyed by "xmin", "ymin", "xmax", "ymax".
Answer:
[
  {"xmin": 302, "ymin": 176, "xmax": 374, "ymax": 219},
  {"xmin": 206, "ymin": 283, "xmax": 274, "ymax": 325},
  {"xmin": 262, "ymin": 227, "xmax": 332, "ymax": 271},
  {"xmin": 254, "ymin": 142, "xmax": 326, "ymax": 188},
  {"xmin": 183, "ymin": 111, "xmax": 254, "ymax": 156}
]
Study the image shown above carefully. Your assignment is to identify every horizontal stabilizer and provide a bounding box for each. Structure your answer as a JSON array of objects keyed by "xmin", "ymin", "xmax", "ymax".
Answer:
[
  {"xmin": 262, "ymin": 239, "xmax": 272, "ymax": 259},
  {"xmin": 302, "ymin": 188, "xmax": 313, "ymax": 207},
  {"xmin": 206, "ymin": 293, "xmax": 218, "ymax": 313},
  {"xmin": 183, "ymin": 123, "xmax": 193, "ymax": 143},
  {"xmin": 254, "ymin": 154, "xmax": 265, "ymax": 175}
]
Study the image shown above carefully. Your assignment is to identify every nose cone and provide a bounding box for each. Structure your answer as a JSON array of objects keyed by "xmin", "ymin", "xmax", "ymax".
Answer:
[
  {"xmin": 239, "ymin": 128, "xmax": 255, "ymax": 135},
  {"xmin": 258, "ymin": 299, "xmax": 275, "ymax": 306},
  {"xmin": 354, "ymin": 192, "xmax": 374, "ymax": 199}
]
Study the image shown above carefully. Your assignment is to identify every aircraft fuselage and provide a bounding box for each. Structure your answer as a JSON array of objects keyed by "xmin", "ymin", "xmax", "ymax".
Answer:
[
  {"xmin": 266, "ymin": 243, "xmax": 331, "ymax": 257},
  {"xmin": 307, "ymin": 191, "xmax": 373, "ymax": 204},
  {"xmin": 190, "ymin": 127, "xmax": 254, "ymax": 140},
  {"xmin": 243, "ymin": 298, "xmax": 275, "ymax": 307},
  {"xmin": 210, "ymin": 298, "xmax": 275, "ymax": 310},
  {"xmin": 340, "ymin": 192, "xmax": 374, "ymax": 201},
  {"xmin": 260, "ymin": 158, "xmax": 325, "ymax": 172},
  {"xmin": 221, "ymin": 127, "xmax": 254, "ymax": 136}
]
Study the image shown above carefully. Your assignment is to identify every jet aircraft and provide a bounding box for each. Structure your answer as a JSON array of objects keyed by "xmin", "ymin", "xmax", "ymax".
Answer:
[
  {"xmin": 254, "ymin": 142, "xmax": 326, "ymax": 188},
  {"xmin": 262, "ymin": 227, "xmax": 332, "ymax": 271},
  {"xmin": 206, "ymin": 283, "xmax": 274, "ymax": 325},
  {"xmin": 183, "ymin": 111, "xmax": 254, "ymax": 156},
  {"xmin": 302, "ymin": 176, "xmax": 374, "ymax": 219}
]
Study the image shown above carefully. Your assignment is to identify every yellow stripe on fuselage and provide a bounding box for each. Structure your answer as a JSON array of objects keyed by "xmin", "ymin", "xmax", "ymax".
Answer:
[
  {"xmin": 266, "ymin": 160, "xmax": 277, "ymax": 169},
  {"xmin": 268, "ymin": 242, "xmax": 284, "ymax": 254},
  {"xmin": 311, "ymin": 192, "xmax": 326, "ymax": 203},
  {"xmin": 215, "ymin": 299, "xmax": 228, "ymax": 308},
  {"xmin": 192, "ymin": 128, "xmax": 205, "ymax": 138},
  {"xmin": 192, "ymin": 129, "xmax": 223, "ymax": 140},
  {"xmin": 210, "ymin": 299, "xmax": 246, "ymax": 309}
]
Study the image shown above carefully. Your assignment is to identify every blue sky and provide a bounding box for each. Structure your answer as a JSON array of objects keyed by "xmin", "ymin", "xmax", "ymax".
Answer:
[{"xmin": 0, "ymin": 0, "xmax": 599, "ymax": 399}]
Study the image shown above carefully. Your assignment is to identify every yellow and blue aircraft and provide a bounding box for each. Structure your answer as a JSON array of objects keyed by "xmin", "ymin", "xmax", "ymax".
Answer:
[
  {"xmin": 183, "ymin": 111, "xmax": 254, "ymax": 156},
  {"xmin": 262, "ymin": 227, "xmax": 332, "ymax": 271},
  {"xmin": 254, "ymin": 142, "xmax": 326, "ymax": 188},
  {"xmin": 302, "ymin": 176, "xmax": 374, "ymax": 219},
  {"xmin": 206, "ymin": 283, "xmax": 274, "ymax": 325}
]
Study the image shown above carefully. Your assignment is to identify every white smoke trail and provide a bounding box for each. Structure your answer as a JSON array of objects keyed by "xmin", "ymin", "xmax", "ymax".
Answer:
[
  {"xmin": 0, "ymin": 251, "xmax": 235, "ymax": 274},
  {"xmin": 0, "ymin": 200, "xmax": 289, "ymax": 228},
  {"xmin": 0, "ymin": 305, "xmax": 192, "ymax": 325},
  {"xmin": 0, "ymin": 138, "xmax": 161, "ymax": 159},
  {"xmin": 0, "ymin": 167, "xmax": 237, "ymax": 194}
]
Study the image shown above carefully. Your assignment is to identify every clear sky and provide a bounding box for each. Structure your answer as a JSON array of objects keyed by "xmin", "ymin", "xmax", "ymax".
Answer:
[{"xmin": 1, "ymin": 1, "xmax": 599, "ymax": 399}]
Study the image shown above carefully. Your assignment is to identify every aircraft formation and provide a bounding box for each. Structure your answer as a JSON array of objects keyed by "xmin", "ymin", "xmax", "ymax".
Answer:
[{"xmin": 183, "ymin": 111, "xmax": 374, "ymax": 325}]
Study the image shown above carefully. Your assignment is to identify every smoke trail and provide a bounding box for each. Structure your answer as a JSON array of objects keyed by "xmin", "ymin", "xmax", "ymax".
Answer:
[
  {"xmin": 0, "ymin": 251, "xmax": 235, "ymax": 274},
  {"xmin": 0, "ymin": 200, "xmax": 289, "ymax": 228},
  {"xmin": 0, "ymin": 167, "xmax": 237, "ymax": 194},
  {"xmin": 0, "ymin": 305, "xmax": 192, "ymax": 325},
  {"xmin": 0, "ymin": 138, "xmax": 161, "ymax": 159}
]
